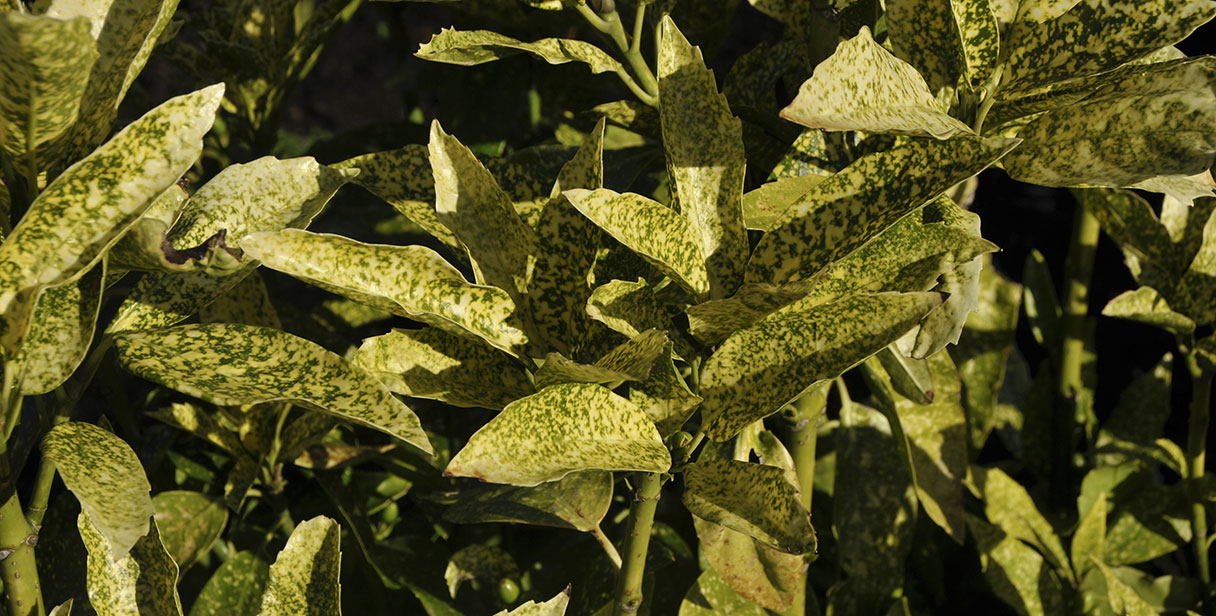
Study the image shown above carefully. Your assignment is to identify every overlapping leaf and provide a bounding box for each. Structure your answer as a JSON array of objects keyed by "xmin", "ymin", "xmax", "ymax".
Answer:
[
  {"xmin": 678, "ymin": 567, "xmax": 769, "ymax": 616},
  {"xmin": 241, "ymin": 230, "xmax": 527, "ymax": 355},
  {"xmin": 1103, "ymin": 287, "xmax": 1195, "ymax": 337},
  {"xmin": 658, "ymin": 17, "xmax": 748, "ymax": 299},
  {"xmin": 493, "ymin": 589, "xmax": 570, "ymax": 616},
  {"xmin": 910, "ymin": 199, "xmax": 987, "ymax": 357},
  {"xmin": 534, "ymin": 329, "xmax": 667, "ymax": 389},
  {"xmin": 114, "ymin": 323, "xmax": 434, "ymax": 455},
  {"xmin": 973, "ymin": 465, "xmax": 1072, "ymax": 578},
  {"xmin": 746, "ymin": 134, "xmax": 1017, "ymax": 284},
  {"xmin": 780, "ymin": 27, "xmax": 972, "ymax": 138},
  {"xmin": 443, "ymin": 471, "xmax": 613, "ymax": 531},
  {"xmin": 700, "ymin": 292, "xmax": 944, "ymax": 441},
  {"xmin": 79, "ymin": 513, "xmax": 181, "ymax": 616},
  {"xmin": 683, "ymin": 458, "xmax": 814, "ymax": 554},
  {"xmin": 335, "ymin": 144, "xmax": 457, "ymax": 246},
  {"xmin": 16, "ymin": 259, "xmax": 104, "ymax": 395},
  {"xmin": 354, "ymin": 327, "xmax": 533, "ymax": 409},
  {"xmin": 631, "ymin": 343, "xmax": 701, "ymax": 436},
  {"xmin": 740, "ymin": 175, "xmax": 825, "ymax": 231},
  {"xmin": 152, "ymin": 491, "xmax": 228, "ymax": 572},
  {"xmin": 564, "ymin": 188, "xmax": 709, "ymax": 296},
  {"xmin": 968, "ymin": 515, "xmax": 1067, "ymax": 616},
  {"xmin": 188, "ymin": 552, "xmax": 269, "ymax": 616},
  {"xmin": 417, "ymin": 28, "xmax": 627, "ymax": 79},
  {"xmin": 586, "ymin": 278, "xmax": 669, "ymax": 339},
  {"xmin": 43, "ymin": 422, "xmax": 154, "ymax": 561},
  {"xmin": 445, "ymin": 383, "xmax": 670, "ymax": 486},
  {"xmin": 258, "ymin": 517, "xmax": 342, "ymax": 616}
]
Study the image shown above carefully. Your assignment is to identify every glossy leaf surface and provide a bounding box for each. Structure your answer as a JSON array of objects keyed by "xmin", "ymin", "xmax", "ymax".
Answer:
[
  {"xmin": 683, "ymin": 458, "xmax": 814, "ymax": 553},
  {"xmin": 188, "ymin": 552, "xmax": 269, "ymax": 616},
  {"xmin": 258, "ymin": 517, "xmax": 342, "ymax": 616},
  {"xmin": 79, "ymin": 513, "xmax": 181, "ymax": 616},
  {"xmin": 152, "ymin": 491, "xmax": 228, "ymax": 572}
]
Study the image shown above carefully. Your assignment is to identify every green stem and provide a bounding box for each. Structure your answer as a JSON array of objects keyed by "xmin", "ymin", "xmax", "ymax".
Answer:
[
  {"xmin": 592, "ymin": 523, "xmax": 623, "ymax": 569},
  {"xmin": 1, "ymin": 441, "xmax": 43, "ymax": 616},
  {"xmin": 1186, "ymin": 352, "xmax": 1212, "ymax": 590},
  {"xmin": 1054, "ymin": 202, "xmax": 1099, "ymax": 504},
  {"xmin": 613, "ymin": 472, "xmax": 663, "ymax": 615},
  {"xmin": 575, "ymin": 3, "xmax": 659, "ymax": 106},
  {"xmin": 780, "ymin": 393, "xmax": 822, "ymax": 616}
]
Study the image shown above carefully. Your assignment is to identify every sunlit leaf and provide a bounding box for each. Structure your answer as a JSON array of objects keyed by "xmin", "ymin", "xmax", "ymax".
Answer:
[
  {"xmin": 1094, "ymin": 560, "xmax": 1159, "ymax": 616},
  {"xmin": 493, "ymin": 588, "xmax": 570, "ymax": 616},
  {"xmin": 1071, "ymin": 493, "xmax": 1106, "ymax": 579},
  {"xmin": 973, "ymin": 465, "xmax": 1071, "ymax": 577},
  {"xmin": 115, "ymin": 323, "xmax": 434, "ymax": 455},
  {"xmin": 686, "ymin": 281, "xmax": 814, "ymax": 346},
  {"xmin": 446, "ymin": 383, "xmax": 670, "ymax": 486},
  {"xmin": 152, "ymin": 491, "xmax": 228, "ymax": 572},
  {"xmin": 968, "ymin": 514, "xmax": 1067, "ymax": 616},
  {"xmin": 417, "ymin": 27, "xmax": 628, "ymax": 81},
  {"xmin": 443, "ymin": 471, "xmax": 613, "ymax": 531},
  {"xmin": 188, "ymin": 552, "xmax": 269, "ymax": 616},
  {"xmin": 631, "ymin": 342, "xmax": 701, "ymax": 436},
  {"xmin": 678, "ymin": 567, "xmax": 769, "ymax": 616},
  {"xmin": 740, "ymin": 175, "xmax": 826, "ymax": 231},
  {"xmin": 16, "ymin": 259, "xmax": 104, "ymax": 395},
  {"xmin": 198, "ymin": 270, "xmax": 281, "ymax": 329},
  {"xmin": 1102, "ymin": 287, "xmax": 1195, "ymax": 337},
  {"xmin": 334, "ymin": 144, "xmax": 458, "ymax": 246},
  {"xmin": 910, "ymin": 199, "xmax": 986, "ymax": 357},
  {"xmin": 79, "ymin": 513, "xmax": 181, "ymax": 616},
  {"xmin": 258, "ymin": 516, "xmax": 342, "ymax": 616},
  {"xmin": 683, "ymin": 458, "xmax": 814, "ymax": 554},
  {"xmin": 43, "ymin": 422, "xmax": 153, "ymax": 560}
]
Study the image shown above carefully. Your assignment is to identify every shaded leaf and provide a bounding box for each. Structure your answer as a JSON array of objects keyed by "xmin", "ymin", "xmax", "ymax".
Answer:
[
  {"xmin": 43, "ymin": 422, "xmax": 153, "ymax": 560},
  {"xmin": 1095, "ymin": 560, "xmax": 1159, "ymax": 616},
  {"xmin": 586, "ymin": 278, "xmax": 669, "ymax": 339},
  {"xmin": 79, "ymin": 513, "xmax": 181, "ymax": 616},
  {"xmin": 678, "ymin": 567, "xmax": 769, "ymax": 616},
  {"xmin": 968, "ymin": 514, "xmax": 1067, "ymax": 616},
  {"xmin": 115, "ymin": 323, "xmax": 433, "ymax": 455},
  {"xmin": 188, "ymin": 552, "xmax": 269, "ymax": 616},
  {"xmin": 494, "ymin": 588, "xmax": 571, "ymax": 616},
  {"xmin": 446, "ymin": 382, "xmax": 670, "ymax": 486},
  {"xmin": 1097, "ymin": 354, "xmax": 1174, "ymax": 460},
  {"xmin": 973, "ymin": 465, "xmax": 1071, "ymax": 578},
  {"xmin": 1022, "ymin": 249, "xmax": 1062, "ymax": 349},
  {"xmin": 443, "ymin": 471, "xmax": 613, "ymax": 531},
  {"xmin": 334, "ymin": 144, "xmax": 457, "ymax": 246},
  {"xmin": 148, "ymin": 401, "xmax": 243, "ymax": 455},
  {"xmin": 686, "ymin": 281, "xmax": 815, "ymax": 347},
  {"xmin": 17, "ymin": 258, "xmax": 104, "ymax": 395},
  {"xmin": 198, "ymin": 270, "xmax": 281, "ymax": 329},
  {"xmin": 152, "ymin": 491, "xmax": 228, "ymax": 572},
  {"xmin": 631, "ymin": 342, "xmax": 701, "ymax": 436},
  {"xmin": 258, "ymin": 516, "xmax": 342, "ymax": 616},
  {"xmin": 1071, "ymin": 493, "xmax": 1106, "ymax": 579},
  {"xmin": 683, "ymin": 458, "xmax": 814, "ymax": 554},
  {"xmin": 1102, "ymin": 287, "xmax": 1195, "ymax": 337},
  {"xmin": 535, "ymin": 329, "xmax": 667, "ymax": 389}
]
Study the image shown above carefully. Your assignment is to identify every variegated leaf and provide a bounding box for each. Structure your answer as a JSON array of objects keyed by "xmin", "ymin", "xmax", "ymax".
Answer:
[
  {"xmin": 586, "ymin": 278, "xmax": 669, "ymax": 340},
  {"xmin": 700, "ymin": 292, "xmax": 944, "ymax": 441},
  {"xmin": 105, "ymin": 157, "xmax": 353, "ymax": 334},
  {"xmin": 631, "ymin": 342, "xmax": 701, "ymax": 436},
  {"xmin": 746, "ymin": 135, "xmax": 1017, "ymax": 284},
  {"xmin": 564, "ymin": 188, "xmax": 709, "ymax": 296},
  {"xmin": 1103, "ymin": 287, "xmax": 1196, "ymax": 337},
  {"xmin": 886, "ymin": 0, "xmax": 963, "ymax": 93},
  {"xmin": 43, "ymin": 422, "xmax": 154, "ymax": 561},
  {"xmin": 0, "ymin": 12, "xmax": 96, "ymax": 160},
  {"xmin": 198, "ymin": 270, "xmax": 281, "ymax": 329},
  {"xmin": 240, "ymin": 230, "xmax": 527, "ymax": 355},
  {"xmin": 152, "ymin": 491, "xmax": 228, "ymax": 572},
  {"xmin": 188, "ymin": 552, "xmax": 269, "ymax": 616},
  {"xmin": 950, "ymin": 261, "xmax": 1022, "ymax": 447},
  {"xmin": 38, "ymin": 0, "xmax": 112, "ymax": 40},
  {"xmin": 534, "ymin": 329, "xmax": 667, "ymax": 389},
  {"xmin": 353, "ymin": 327, "xmax": 533, "ymax": 409},
  {"xmin": 910, "ymin": 199, "xmax": 986, "ymax": 357},
  {"xmin": 114, "ymin": 323, "xmax": 434, "ymax": 455},
  {"xmin": 445, "ymin": 382, "xmax": 670, "ymax": 486},
  {"xmin": 780, "ymin": 27, "xmax": 972, "ymax": 138},
  {"xmin": 258, "ymin": 517, "xmax": 342, "ymax": 616},
  {"xmin": 443, "ymin": 471, "xmax": 612, "ymax": 531},
  {"xmin": 955, "ymin": 0, "xmax": 1001, "ymax": 89},
  {"xmin": 429, "ymin": 120, "xmax": 534, "ymax": 298},
  {"xmin": 1094, "ymin": 560, "xmax": 1159, "ymax": 616},
  {"xmin": 678, "ymin": 567, "xmax": 769, "ymax": 616},
  {"xmin": 17, "ymin": 258, "xmax": 104, "ymax": 394},
  {"xmin": 999, "ymin": 0, "xmax": 1216, "ymax": 95},
  {"xmin": 658, "ymin": 17, "xmax": 748, "ymax": 299},
  {"xmin": 1071, "ymin": 493, "xmax": 1106, "ymax": 579},
  {"xmin": 865, "ymin": 350, "xmax": 968, "ymax": 542},
  {"xmin": 49, "ymin": 601, "xmax": 73, "ymax": 616},
  {"xmin": 148, "ymin": 402, "xmax": 243, "ymax": 455},
  {"xmin": 109, "ymin": 208, "xmax": 240, "ymax": 276},
  {"xmin": 1002, "ymin": 58, "xmax": 1216, "ymax": 188},
  {"xmin": 417, "ymin": 28, "xmax": 628, "ymax": 79},
  {"xmin": 525, "ymin": 119, "xmax": 605, "ymax": 355},
  {"xmin": 968, "ymin": 515, "xmax": 1067, "ymax": 616},
  {"xmin": 0, "ymin": 85, "xmax": 222, "ymax": 353},
  {"xmin": 973, "ymin": 465, "xmax": 1072, "ymax": 577},
  {"xmin": 334, "ymin": 144, "xmax": 458, "ymax": 246},
  {"xmin": 1132, "ymin": 171, "xmax": 1216, "ymax": 205},
  {"xmin": 740, "ymin": 175, "xmax": 826, "ymax": 231},
  {"xmin": 79, "ymin": 513, "xmax": 181, "ymax": 616},
  {"xmin": 685, "ymin": 281, "xmax": 815, "ymax": 346},
  {"xmin": 492, "ymin": 589, "xmax": 570, "ymax": 616},
  {"xmin": 683, "ymin": 458, "xmax": 814, "ymax": 553}
]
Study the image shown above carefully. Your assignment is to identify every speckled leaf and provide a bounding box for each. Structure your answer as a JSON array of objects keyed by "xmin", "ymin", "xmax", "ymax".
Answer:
[
  {"xmin": 417, "ymin": 28, "xmax": 628, "ymax": 81},
  {"xmin": 43, "ymin": 422, "xmax": 153, "ymax": 561},
  {"xmin": 189, "ymin": 552, "xmax": 269, "ymax": 616},
  {"xmin": 38, "ymin": 0, "xmax": 112, "ymax": 39},
  {"xmin": 886, "ymin": 0, "xmax": 963, "ymax": 93},
  {"xmin": 1003, "ymin": 58, "xmax": 1216, "ymax": 188},
  {"xmin": 148, "ymin": 402, "xmax": 243, "ymax": 455},
  {"xmin": 678, "ymin": 567, "xmax": 768, "ymax": 616},
  {"xmin": 685, "ymin": 281, "xmax": 815, "ymax": 346},
  {"xmin": 865, "ymin": 350, "xmax": 968, "ymax": 542},
  {"xmin": 114, "ymin": 323, "xmax": 433, "ymax": 455},
  {"xmin": 1095, "ymin": 561, "xmax": 1159, "ymax": 616},
  {"xmin": 968, "ymin": 514, "xmax": 1067, "ymax": 616},
  {"xmin": 565, "ymin": 188, "xmax": 709, "ymax": 296},
  {"xmin": 0, "ymin": 12, "xmax": 96, "ymax": 159},
  {"xmin": 79, "ymin": 513, "xmax": 181, "ymax": 616},
  {"xmin": 443, "ymin": 471, "xmax": 612, "ymax": 531},
  {"xmin": 973, "ymin": 465, "xmax": 1071, "ymax": 577},
  {"xmin": 0, "ymin": 85, "xmax": 222, "ymax": 352},
  {"xmin": 17, "ymin": 258, "xmax": 104, "ymax": 395},
  {"xmin": 258, "ymin": 516, "xmax": 342, "ymax": 616},
  {"xmin": 1071, "ymin": 493, "xmax": 1106, "ymax": 579},
  {"xmin": 911, "ymin": 202, "xmax": 985, "ymax": 357},
  {"xmin": 683, "ymin": 458, "xmax": 813, "ymax": 554},
  {"xmin": 241, "ymin": 230, "xmax": 526, "ymax": 355},
  {"xmin": 658, "ymin": 17, "xmax": 748, "ymax": 299},
  {"xmin": 586, "ymin": 278, "xmax": 669, "ymax": 339},
  {"xmin": 106, "ymin": 156, "xmax": 353, "ymax": 334},
  {"xmin": 49, "ymin": 601, "xmax": 73, "ymax": 616},
  {"xmin": 493, "ymin": 589, "xmax": 570, "ymax": 616},
  {"xmin": 152, "ymin": 491, "xmax": 228, "ymax": 572},
  {"xmin": 876, "ymin": 346, "xmax": 935, "ymax": 405},
  {"xmin": 780, "ymin": 27, "xmax": 972, "ymax": 138},
  {"xmin": 535, "ymin": 329, "xmax": 667, "ymax": 389},
  {"xmin": 1103, "ymin": 287, "xmax": 1195, "ymax": 337},
  {"xmin": 955, "ymin": 0, "xmax": 1001, "ymax": 88},
  {"xmin": 833, "ymin": 400, "xmax": 917, "ymax": 609},
  {"xmin": 334, "ymin": 145, "xmax": 457, "ymax": 246},
  {"xmin": 632, "ymin": 342, "xmax": 701, "ymax": 436},
  {"xmin": 741, "ymin": 175, "xmax": 826, "ymax": 231},
  {"xmin": 999, "ymin": 0, "xmax": 1216, "ymax": 95},
  {"xmin": 692, "ymin": 513, "xmax": 802, "ymax": 611},
  {"xmin": 354, "ymin": 327, "xmax": 533, "ymax": 410},
  {"xmin": 526, "ymin": 119, "xmax": 605, "ymax": 355},
  {"xmin": 746, "ymin": 134, "xmax": 1017, "ymax": 284},
  {"xmin": 429, "ymin": 121, "xmax": 534, "ymax": 298},
  {"xmin": 199, "ymin": 270, "xmax": 281, "ymax": 329},
  {"xmin": 1079, "ymin": 188, "xmax": 1173, "ymax": 268},
  {"xmin": 700, "ymin": 292, "xmax": 944, "ymax": 441},
  {"xmin": 108, "ymin": 218, "xmax": 239, "ymax": 276},
  {"xmin": 1176, "ymin": 206, "xmax": 1216, "ymax": 324},
  {"xmin": 446, "ymin": 383, "xmax": 669, "ymax": 486}
]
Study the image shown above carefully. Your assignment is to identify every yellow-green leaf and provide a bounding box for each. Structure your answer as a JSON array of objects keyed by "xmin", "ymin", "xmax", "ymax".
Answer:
[
  {"xmin": 968, "ymin": 514, "xmax": 1067, "ymax": 616},
  {"xmin": 493, "ymin": 589, "xmax": 570, "ymax": 616},
  {"xmin": 685, "ymin": 281, "xmax": 814, "ymax": 346},
  {"xmin": 443, "ymin": 471, "xmax": 612, "ymax": 531},
  {"xmin": 740, "ymin": 175, "xmax": 826, "ymax": 231},
  {"xmin": 353, "ymin": 327, "xmax": 533, "ymax": 409},
  {"xmin": 683, "ymin": 458, "xmax": 814, "ymax": 554},
  {"xmin": 0, "ymin": 84, "xmax": 222, "ymax": 352},
  {"xmin": 240, "ymin": 229, "xmax": 527, "ymax": 356},
  {"xmin": 445, "ymin": 382, "xmax": 670, "ymax": 486},
  {"xmin": 1103, "ymin": 287, "xmax": 1195, "ymax": 337},
  {"xmin": 700, "ymin": 292, "xmax": 944, "ymax": 441},
  {"xmin": 746, "ymin": 134, "xmax": 1017, "ymax": 284},
  {"xmin": 910, "ymin": 201, "xmax": 986, "ymax": 357},
  {"xmin": 631, "ymin": 342, "xmax": 701, "ymax": 437},
  {"xmin": 198, "ymin": 270, "xmax": 281, "ymax": 329},
  {"xmin": 334, "ymin": 144, "xmax": 458, "ymax": 247},
  {"xmin": 417, "ymin": 27, "xmax": 627, "ymax": 77},
  {"xmin": 1072, "ymin": 492, "xmax": 1106, "ymax": 579},
  {"xmin": 43, "ymin": 422, "xmax": 153, "ymax": 561},
  {"xmin": 692, "ymin": 512, "xmax": 803, "ymax": 611},
  {"xmin": 564, "ymin": 188, "xmax": 709, "ymax": 296},
  {"xmin": 79, "ymin": 513, "xmax": 182, "ymax": 616},
  {"xmin": 152, "ymin": 491, "xmax": 228, "ymax": 572},
  {"xmin": 534, "ymin": 329, "xmax": 667, "ymax": 389},
  {"xmin": 678, "ymin": 567, "xmax": 769, "ymax": 616},
  {"xmin": 780, "ymin": 27, "xmax": 972, "ymax": 138},
  {"xmin": 886, "ymin": 0, "xmax": 964, "ymax": 93},
  {"xmin": 0, "ymin": 12, "xmax": 97, "ymax": 160},
  {"xmin": 189, "ymin": 552, "xmax": 269, "ymax": 616},
  {"xmin": 258, "ymin": 516, "xmax": 342, "ymax": 616},
  {"xmin": 1095, "ymin": 560, "xmax": 1160, "ymax": 616},
  {"xmin": 148, "ymin": 401, "xmax": 243, "ymax": 456},
  {"xmin": 114, "ymin": 323, "xmax": 434, "ymax": 455},
  {"xmin": 49, "ymin": 601, "xmax": 73, "ymax": 616},
  {"xmin": 17, "ymin": 258, "xmax": 104, "ymax": 395},
  {"xmin": 105, "ymin": 156, "xmax": 353, "ymax": 334},
  {"xmin": 973, "ymin": 465, "xmax": 1072, "ymax": 579},
  {"xmin": 586, "ymin": 278, "xmax": 668, "ymax": 340},
  {"xmin": 658, "ymin": 17, "xmax": 748, "ymax": 299}
]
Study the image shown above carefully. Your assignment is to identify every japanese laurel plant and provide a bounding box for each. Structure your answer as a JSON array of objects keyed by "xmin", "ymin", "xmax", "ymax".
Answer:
[{"xmin": 2, "ymin": 0, "xmax": 1216, "ymax": 615}]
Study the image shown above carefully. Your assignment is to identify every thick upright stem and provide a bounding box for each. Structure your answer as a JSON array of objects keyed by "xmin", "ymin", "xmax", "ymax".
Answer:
[
  {"xmin": 1186, "ymin": 352, "xmax": 1212, "ymax": 589},
  {"xmin": 614, "ymin": 472, "xmax": 663, "ymax": 615},
  {"xmin": 1, "ymin": 442, "xmax": 43, "ymax": 616},
  {"xmin": 781, "ymin": 392, "xmax": 823, "ymax": 616}
]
